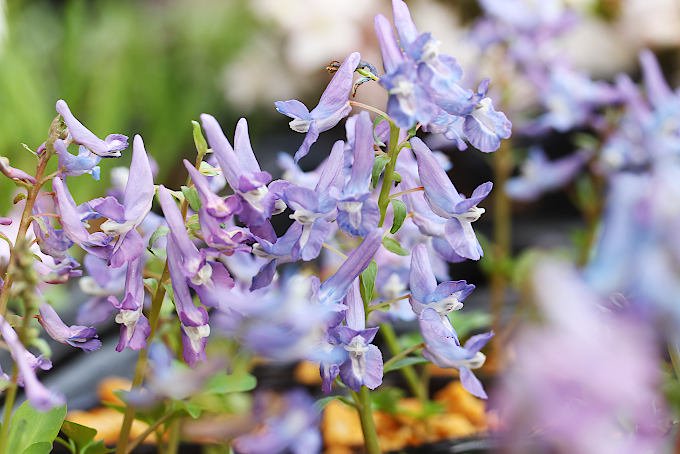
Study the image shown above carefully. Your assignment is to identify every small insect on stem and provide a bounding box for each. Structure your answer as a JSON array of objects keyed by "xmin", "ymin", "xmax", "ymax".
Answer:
[{"xmin": 325, "ymin": 60, "xmax": 341, "ymax": 74}]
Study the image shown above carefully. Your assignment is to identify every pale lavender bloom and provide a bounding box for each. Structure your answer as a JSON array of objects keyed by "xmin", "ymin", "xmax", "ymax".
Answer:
[
  {"xmin": 331, "ymin": 281, "xmax": 383, "ymax": 392},
  {"xmin": 184, "ymin": 160, "xmax": 240, "ymax": 219},
  {"xmin": 200, "ymin": 115, "xmax": 283, "ymax": 236},
  {"xmin": 88, "ymin": 135, "xmax": 154, "ymax": 268},
  {"xmin": 0, "ymin": 218, "xmax": 10, "ymax": 226},
  {"xmin": 33, "ymin": 257, "xmax": 82, "ymax": 285},
  {"xmin": 0, "ymin": 157, "xmax": 36, "ymax": 184},
  {"xmin": 125, "ymin": 343, "xmax": 223, "ymax": 407},
  {"xmin": 32, "ymin": 193, "xmax": 72, "ymax": 262},
  {"xmin": 505, "ymin": 147, "xmax": 590, "ymax": 201},
  {"xmin": 54, "ymin": 139, "xmax": 101, "ymax": 180},
  {"xmin": 411, "ymin": 138, "xmax": 491, "ymax": 260},
  {"xmin": 463, "ymin": 81, "xmax": 512, "ymax": 153},
  {"xmin": 52, "ymin": 177, "xmax": 113, "ymax": 260},
  {"xmin": 409, "ymin": 244, "xmax": 474, "ymax": 318},
  {"xmin": 497, "ymin": 260, "xmax": 669, "ymax": 454},
  {"xmin": 336, "ymin": 113, "xmax": 380, "ymax": 237},
  {"xmin": 77, "ymin": 255, "xmax": 125, "ymax": 325},
  {"xmin": 233, "ymin": 390, "xmax": 321, "ymax": 454},
  {"xmin": 280, "ymin": 140, "xmax": 345, "ymax": 261},
  {"xmin": 0, "ymin": 315, "xmax": 64, "ymax": 410},
  {"xmin": 108, "ymin": 257, "xmax": 150, "ymax": 351},
  {"xmin": 56, "ymin": 99, "xmax": 128, "ymax": 158},
  {"xmin": 167, "ymin": 237, "xmax": 211, "ymax": 366},
  {"xmin": 275, "ymin": 52, "xmax": 361, "ymax": 162},
  {"xmin": 419, "ymin": 309, "xmax": 491, "ymax": 398},
  {"xmin": 37, "ymin": 304, "xmax": 101, "ymax": 352}
]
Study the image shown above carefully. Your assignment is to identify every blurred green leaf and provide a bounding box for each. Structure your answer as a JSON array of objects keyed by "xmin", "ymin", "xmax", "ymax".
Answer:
[
  {"xmin": 383, "ymin": 357, "xmax": 428, "ymax": 374},
  {"xmin": 382, "ymin": 236, "xmax": 409, "ymax": 256},
  {"xmin": 360, "ymin": 260, "xmax": 377, "ymax": 304},
  {"xmin": 7, "ymin": 402, "xmax": 66, "ymax": 454},
  {"xmin": 204, "ymin": 372, "xmax": 257, "ymax": 395},
  {"xmin": 389, "ymin": 199, "xmax": 407, "ymax": 234}
]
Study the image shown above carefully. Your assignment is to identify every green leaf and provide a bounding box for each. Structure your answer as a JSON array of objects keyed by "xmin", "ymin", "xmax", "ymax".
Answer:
[
  {"xmin": 389, "ymin": 199, "xmax": 407, "ymax": 234},
  {"xmin": 191, "ymin": 120, "xmax": 209, "ymax": 159},
  {"xmin": 371, "ymin": 387, "xmax": 404, "ymax": 414},
  {"xmin": 60, "ymin": 420, "xmax": 96, "ymax": 448},
  {"xmin": 7, "ymin": 402, "xmax": 66, "ymax": 454},
  {"xmin": 185, "ymin": 214, "xmax": 201, "ymax": 235},
  {"xmin": 181, "ymin": 186, "xmax": 201, "ymax": 212},
  {"xmin": 314, "ymin": 396, "xmax": 341, "ymax": 411},
  {"xmin": 198, "ymin": 161, "xmax": 221, "ymax": 177},
  {"xmin": 382, "ymin": 236, "xmax": 409, "ymax": 256},
  {"xmin": 148, "ymin": 225, "xmax": 169, "ymax": 249},
  {"xmin": 449, "ymin": 311, "xmax": 492, "ymax": 340},
  {"xmin": 22, "ymin": 442, "xmax": 53, "ymax": 454},
  {"xmin": 204, "ymin": 372, "xmax": 257, "ymax": 395},
  {"xmin": 359, "ymin": 261, "xmax": 377, "ymax": 304},
  {"xmin": 383, "ymin": 357, "xmax": 429, "ymax": 374},
  {"xmin": 371, "ymin": 155, "xmax": 389, "ymax": 188},
  {"xmin": 392, "ymin": 171, "xmax": 402, "ymax": 184},
  {"xmin": 172, "ymin": 400, "xmax": 202, "ymax": 419}
]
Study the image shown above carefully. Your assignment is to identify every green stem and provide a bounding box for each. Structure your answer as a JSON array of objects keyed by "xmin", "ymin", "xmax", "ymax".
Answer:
[
  {"xmin": 669, "ymin": 341, "xmax": 680, "ymax": 381},
  {"xmin": 0, "ymin": 368, "xmax": 19, "ymax": 453},
  {"xmin": 380, "ymin": 323, "xmax": 427, "ymax": 402},
  {"xmin": 166, "ymin": 419, "xmax": 181, "ymax": 454},
  {"xmin": 124, "ymin": 410, "xmax": 175, "ymax": 454},
  {"xmin": 367, "ymin": 294, "xmax": 410, "ymax": 314},
  {"xmin": 351, "ymin": 387, "xmax": 381, "ymax": 454},
  {"xmin": 382, "ymin": 342, "xmax": 425, "ymax": 371},
  {"xmin": 116, "ymin": 150, "xmax": 204, "ymax": 454},
  {"xmin": 490, "ymin": 139, "xmax": 512, "ymax": 361},
  {"xmin": 115, "ymin": 263, "xmax": 169, "ymax": 454},
  {"xmin": 377, "ymin": 122, "xmax": 401, "ymax": 226}
]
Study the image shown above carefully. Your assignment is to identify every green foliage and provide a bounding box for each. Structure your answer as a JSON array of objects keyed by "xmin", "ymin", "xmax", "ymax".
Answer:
[
  {"xmin": 389, "ymin": 199, "xmax": 407, "ymax": 234},
  {"xmin": 7, "ymin": 401, "xmax": 66, "ymax": 454},
  {"xmin": 371, "ymin": 155, "xmax": 390, "ymax": 189},
  {"xmin": 448, "ymin": 311, "xmax": 492, "ymax": 340},
  {"xmin": 181, "ymin": 186, "xmax": 202, "ymax": 212},
  {"xmin": 370, "ymin": 387, "xmax": 404, "ymax": 414},
  {"xmin": 60, "ymin": 420, "xmax": 109, "ymax": 454},
  {"xmin": 383, "ymin": 357, "xmax": 428, "ymax": 374},
  {"xmin": 381, "ymin": 236, "xmax": 409, "ymax": 256},
  {"xmin": 0, "ymin": 0, "xmax": 258, "ymax": 210},
  {"xmin": 360, "ymin": 261, "xmax": 378, "ymax": 304}
]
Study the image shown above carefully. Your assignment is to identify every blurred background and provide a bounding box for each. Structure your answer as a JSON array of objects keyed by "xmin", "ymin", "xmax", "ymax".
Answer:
[{"xmin": 2, "ymin": 0, "xmax": 679, "ymax": 210}]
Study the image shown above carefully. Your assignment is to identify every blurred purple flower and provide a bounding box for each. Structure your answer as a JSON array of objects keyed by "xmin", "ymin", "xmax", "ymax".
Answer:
[
  {"xmin": 0, "ymin": 315, "xmax": 64, "ymax": 410},
  {"xmin": 505, "ymin": 147, "xmax": 590, "ymax": 201},
  {"xmin": 496, "ymin": 259, "xmax": 669, "ymax": 453},
  {"xmin": 37, "ymin": 304, "xmax": 101, "ymax": 352},
  {"xmin": 233, "ymin": 390, "xmax": 321, "ymax": 454}
]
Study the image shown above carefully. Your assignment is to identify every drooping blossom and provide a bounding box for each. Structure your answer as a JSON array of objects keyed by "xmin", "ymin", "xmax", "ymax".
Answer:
[
  {"xmin": 108, "ymin": 256, "xmax": 150, "ymax": 351},
  {"xmin": 37, "ymin": 303, "xmax": 101, "ymax": 352},
  {"xmin": 56, "ymin": 99, "xmax": 128, "ymax": 158},
  {"xmin": 276, "ymin": 52, "xmax": 361, "ymax": 162}
]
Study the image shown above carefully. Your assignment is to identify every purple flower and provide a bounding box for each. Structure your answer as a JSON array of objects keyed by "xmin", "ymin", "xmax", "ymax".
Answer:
[
  {"xmin": 411, "ymin": 138, "xmax": 491, "ymax": 260},
  {"xmin": 331, "ymin": 280, "xmax": 383, "ymax": 392},
  {"xmin": 0, "ymin": 315, "xmax": 64, "ymax": 410},
  {"xmin": 419, "ymin": 308, "xmax": 492, "ymax": 398},
  {"xmin": 0, "ymin": 157, "xmax": 36, "ymax": 184},
  {"xmin": 56, "ymin": 99, "xmax": 128, "ymax": 158},
  {"xmin": 505, "ymin": 147, "xmax": 590, "ymax": 201},
  {"xmin": 233, "ymin": 390, "xmax": 321, "ymax": 454},
  {"xmin": 88, "ymin": 135, "xmax": 154, "ymax": 268},
  {"xmin": 37, "ymin": 304, "xmax": 101, "ymax": 352},
  {"xmin": 54, "ymin": 139, "xmax": 101, "ymax": 180},
  {"xmin": 462, "ymin": 82, "xmax": 512, "ymax": 153},
  {"xmin": 336, "ymin": 113, "xmax": 380, "ymax": 237},
  {"xmin": 409, "ymin": 244, "xmax": 474, "ymax": 317},
  {"xmin": 497, "ymin": 259, "xmax": 669, "ymax": 453},
  {"xmin": 167, "ymin": 236, "xmax": 211, "ymax": 366},
  {"xmin": 77, "ymin": 255, "xmax": 125, "ymax": 325},
  {"xmin": 108, "ymin": 257, "xmax": 151, "ymax": 351},
  {"xmin": 275, "ymin": 52, "xmax": 361, "ymax": 162},
  {"xmin": 279, "ymin": 140, "xmax": 345, "ymax": 261},
  {"xmin": 52, "ymin": 177, "xmax": 113, "ymax": 260},
  {"xmin": 200, "ymin": 115, "xmax": 283, "ymax": 234}
]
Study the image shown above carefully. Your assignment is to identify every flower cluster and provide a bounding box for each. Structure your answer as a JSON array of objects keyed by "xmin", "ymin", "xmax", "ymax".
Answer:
[{"xmin": 0, "ymin": 1, "xmax": 509, "ymax": 452}]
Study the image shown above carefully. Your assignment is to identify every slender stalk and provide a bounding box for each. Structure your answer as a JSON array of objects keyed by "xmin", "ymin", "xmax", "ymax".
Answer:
[
  {"xmin": 377, "ymin": 122, "xmax": 401, "ymax": 226},
  {"xmin": 115, "ymin": 263, "xmax": 170, "ymax": 454},
  {"xmin": 351, "ymin": 388, "xmax": 381, "ymax": 454},
  {"xmin": 367, "ymin": 294, "xmax": 410, "ymax": 313},
  {"xmin": 489, "ymin": 139, "xmax": 512, "ymax": 363},
  {"xmin": 0, "ymin": 368, "xmax": 19, "ymax": 452},
  {"xmin": 382, "ymin": 342, "xmax": 425, "ymax": 371},
  {"xmin": 389, "ymin": 186, "xmax": 423, "ymax": 200},
  {"xmin": 124, "ymin": 410, "xmax": 175, "ymax": 454},
  {"xmin": 116, "ymin": 149, "xmax": 204, "ymax": 453},
  {"xmin": 348, "ymin": 100, "xmax": 389, "ymax": 120},
  {"xmin": 380, "ymin": 322, "xmax": 427, "ymax": 402},
  {"xmin": 0, "ymin": 154, "xmax": 50, "ymax": 317},
  {"xmin": 165, "ymin": 419, "xmax": 181, "ymax": 454}
]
